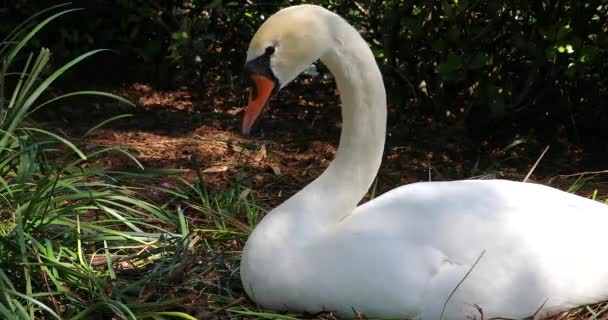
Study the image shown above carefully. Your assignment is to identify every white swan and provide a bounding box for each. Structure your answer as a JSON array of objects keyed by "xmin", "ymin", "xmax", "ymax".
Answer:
[{"xmin": 239, "ymin": 5, "xmax": 608, "ymax": 319}]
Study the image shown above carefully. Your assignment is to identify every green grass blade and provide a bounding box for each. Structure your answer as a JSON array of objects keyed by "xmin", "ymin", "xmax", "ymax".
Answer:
[
  {"xmin": 139, "ymin": 312, "xmax": 198, "ymax": 320},
  {"xmin": 229, "ymin": 308, "xmax": 299, "ymax": 320},
  {"xmin": 96, "ymin": 204, "xmax": 144, "ymax": 233},
  {"xmin": 106, "ymin": 299, "xmax": 137, "ymax": 320},
  {"xmin": 5, "ymin": 8, "xmax": 83, "ymax": 65},
  {"xmin": 0, "ymin": 3, "xmax": 72, "ymax": 52},
  {"xmin": 0, "ymin": 49, "xmax": 109, "ymax": 150},
  {"xmin": 0, "ymin": 175, "xmax": 13, "ymax": 197},
  {"xmin": 5, "ymin": 290, "xmax": 61, "ymax": 319},
  {"xmin": 13, "ymin": 205, "xmax": 33, "ymax": 317},
  {"xmin": 69, "ymin": 302, "xmax": 102, "ymax": 320},
  {"xmin": 178, "ymin": 207, "xmax": 188, "ymax": 238},
  {"xmin": 75, "ymin": 215, "xmax": 86, "ymax": 267},
  {"xmin": 0, "ymin": 303, "xmax": 18, "ymax": 320},
  {"xmin": 5, "ymin": 53, "xmax": 33, "ymax": 115},
  {"xmin": 0, "ymin": 270, "xmax": 17, "ymax": 291},
  {"xmin": 83, "ymin": 113, "xmax": 134, "ymax": 137},
  {"xmin": 28, "ymin": 91, "xmax": 135, "ymax": 117},
  {"xmin": 97, "ymin": 146, "xmax": 144, "ymax": 170},
  {"xmin": 103, "ymin": 241, "xmax": 116, "ymax": 280},
  {"xmin": 22, "ymin": 127, "xmax": 86, "ymax": 160},
  {"xmin": 13, "ymin": 48, "xmax": 51, "ymax": 110}
]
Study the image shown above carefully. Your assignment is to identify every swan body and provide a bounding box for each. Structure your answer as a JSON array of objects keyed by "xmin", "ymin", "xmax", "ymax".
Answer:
[{"xmin": 240, "ymin": 5, "xmax": 608, "ymax": 319}]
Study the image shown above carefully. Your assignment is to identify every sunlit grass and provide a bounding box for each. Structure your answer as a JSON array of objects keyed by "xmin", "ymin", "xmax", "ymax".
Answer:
[{"xmin": 0, "ymin": 5, "xmax": 194, "ymax": 319}]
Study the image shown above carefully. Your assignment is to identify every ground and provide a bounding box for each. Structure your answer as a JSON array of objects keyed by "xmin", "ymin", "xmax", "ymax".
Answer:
[
  {"xmin": 43, "ymin": 74, "xmax": 607, "ymax": 198},
  {"xmin": 37, "ymin": 73, "xmax": 608, "ymax": 319}
]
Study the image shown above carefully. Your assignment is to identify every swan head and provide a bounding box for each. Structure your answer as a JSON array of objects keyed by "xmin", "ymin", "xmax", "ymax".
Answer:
[{"xmin": 242, "ymin": 5, "xmax": 333, "ymax": 134}]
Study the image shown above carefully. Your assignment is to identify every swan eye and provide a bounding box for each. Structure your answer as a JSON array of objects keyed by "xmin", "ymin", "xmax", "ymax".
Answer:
[{"xmin": 265, "ymin": 46, "xmax": 275, "ymax": 55}]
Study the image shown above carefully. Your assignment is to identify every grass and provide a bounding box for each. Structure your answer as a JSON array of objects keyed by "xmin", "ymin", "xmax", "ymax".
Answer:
[
  {"xmin": 0, "ymin": 7, "xmax": 284, "ymax": 318},
  {"xmin": 0, "ymin": 5, "xmax": 198, "ymax": 319}
]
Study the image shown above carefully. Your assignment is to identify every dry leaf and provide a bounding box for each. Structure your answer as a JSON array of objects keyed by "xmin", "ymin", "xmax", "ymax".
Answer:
[
  {"xmin": 239, "ymin": 188, "xmax": 251, "ymax": 200},
  {"xmin": 270, "ymin": 165, "xmax": 281, "ymax": 175},
  {"xmin": 202, "ymin": 165, "xmax": 228, "ymax": 173},
  {"xmin": 255, "ymin": 145, "xmax": 267, "ymax": 162},
  {"xmin": 226, "ymin": 107, "xmax": 244, "ymax": 115}
]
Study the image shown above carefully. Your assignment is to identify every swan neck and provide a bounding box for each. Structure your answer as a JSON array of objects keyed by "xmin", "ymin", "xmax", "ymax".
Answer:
[
  {"xmin": 241, "ymin": 11, "xmax": 387, "ymax": 258},
  {"xmin": 309, "ymin": 20, "xmax": 387, "ymax": 221}
]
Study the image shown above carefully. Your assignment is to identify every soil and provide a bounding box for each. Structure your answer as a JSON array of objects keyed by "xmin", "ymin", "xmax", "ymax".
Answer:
[
  {"xmin": 37, "ymin": 73, "xmax": 608, "ymax": 206},
  {"xmin": 33, "ymin": 70, "xmax": 608, "ymax": 319}
]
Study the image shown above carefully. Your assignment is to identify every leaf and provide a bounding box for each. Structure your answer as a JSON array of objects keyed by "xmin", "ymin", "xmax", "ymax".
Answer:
[
  {"xmin": 0, "ymin": 49, "xmax": 110, "ymax": 151},
  {"xmin": 447, "ymin": 26, "xmax": 460, "ymax": 43},
  {"xmin": 28, "ymin": 90, "xmax": 135, "ymax": 117},
  {"xmin": 489, "ymin": 96, "xmax": 506, "ymax": 116},
  {"xmin": 202, "ymin": 165, "xmax": 228, "ymax": 173},
  {"xmin": 557, "ymin": 45, "xmax": 574, "ymax": 54},
  {"xmin": 5, "ymin": 290, "xmax": 61, "ymax": 319},
  {"xmin": 239, "ymin": 188, "xmax": 251, "ymax": 200},
  {"xmin": 441, "ymin": 0, "xmax": 454, "ymax": 18},
  {"xmin": 468, "ymin": 52, "xmax": 487, "ymax": 70},
  {"xmin": 254, "ymin": 145, "xmax": 266, "ymax": 161},
  {"xmin": 139, "ymin": 312, "xmax": 198, "ymax": 320},
  {"xmin": 5, "ymin": 8, "xmax": 83, "ymax": 65},
  {"xmin": 501, "ymin": 139, "xmax": 527, "ymax": 153},
  {"xmin": 270, "ymin": 165, "xmax": 281, "ymax": 175},
  {"xmin": 23, "ymin": 127, "xmax": 87, "ymax": 160},
  {"xmin": 566, "ymin": 44, "xmax": 574, "ymax": 54},
  {"xmin": 84, "ymin": 114, "xmax": 134, "ymax": 137},
  {"xmin": 431, "ymin": 39, "xmax": 448, "ymax": 51},
  {"xmin": 437, "ymin": 53, "xmax": 463, "ymax": 76},
  {"xmin": 556, "ymin": 25, "xmax": 571, "ymax": 41}
]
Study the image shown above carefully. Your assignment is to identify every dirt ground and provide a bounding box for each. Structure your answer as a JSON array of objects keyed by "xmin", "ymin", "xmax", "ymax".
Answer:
[
  {"xmin": 39, "ymin": 73, "xmax": 608, "ymax": 207},
  {"xmin": 34, "ymin": 73, "xmax": 608, "ymax": 319}
]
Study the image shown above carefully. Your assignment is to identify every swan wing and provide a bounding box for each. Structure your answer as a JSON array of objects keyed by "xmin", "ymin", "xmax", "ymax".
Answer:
[{"xmin": 303, "ymin": 179, "xmax": 608, "ymax": 318}]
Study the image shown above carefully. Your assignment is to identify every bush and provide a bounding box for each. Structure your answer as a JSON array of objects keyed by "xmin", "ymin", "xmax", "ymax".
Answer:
[
  {"xmin": 2, "ymin": 1, "xmax": 607, "ymax": 141},
  {"xmin": 377, "ymin": 1, "xmax": 608, "ymax": 135}
]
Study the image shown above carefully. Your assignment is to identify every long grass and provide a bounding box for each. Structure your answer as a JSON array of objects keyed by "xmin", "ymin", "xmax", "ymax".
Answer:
[
  {"xmin": 0, "ymin": 6, "xmax": 285, "ymax": 318},
  {"xmin": 0, "ymin": 5, "xmax": 195, "ymax": 319}
]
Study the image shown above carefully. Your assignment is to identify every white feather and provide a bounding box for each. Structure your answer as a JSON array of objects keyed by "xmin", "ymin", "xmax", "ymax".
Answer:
[{"xmin": 241, "ymin": 5, "xmax": 608, "ymax": 319}]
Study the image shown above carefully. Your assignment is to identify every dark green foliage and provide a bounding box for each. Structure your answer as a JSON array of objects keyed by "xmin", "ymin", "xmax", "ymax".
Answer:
[
  {"xmin": 2, "ymin": 1, "xmax": 607, "ymax": 139},
  {"xmin": 380, "ymin": 1, "xmax": 608, "ymax": 126}
]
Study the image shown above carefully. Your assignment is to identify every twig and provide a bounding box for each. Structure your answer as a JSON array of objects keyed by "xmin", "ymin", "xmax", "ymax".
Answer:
[
  {"xmin": 427, "ymin": 156, "xmax": 432, "ymax": 182},
  {"xmin": 353, "ymin": 1, "xmax": 368, "ymax": 15},
  {"xmin": 530, "ymin": 297, "xmax": 548, "ymax": 319},
  {"xmin": 523, "ymin": 145, "xmax": 550, "ymax": 183},
  {"xmin": 487, "ymin": 297, "xmax": 548, "ymax": 320},
  {"xmin": 473, "ymin": 304, "xmax": 483, "ymax": 320},
  {"xmin": 440, "ymin": 250, "xmax": 486, "ymax": 320},
  {"xmin": 352, "ymin": 306, "xmax": 367, "ymax": 319}
]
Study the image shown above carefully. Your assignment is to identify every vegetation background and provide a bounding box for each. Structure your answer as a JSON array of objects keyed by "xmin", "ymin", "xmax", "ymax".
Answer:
[{"xmin": 1, "ymin": 0, "xmax": 607, "ymax": 319}]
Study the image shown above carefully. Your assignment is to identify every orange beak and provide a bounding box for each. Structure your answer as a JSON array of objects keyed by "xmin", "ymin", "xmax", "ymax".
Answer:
[{"xmin": 242, "ymin": 75, "xmax": 276, "ymax": 135}]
